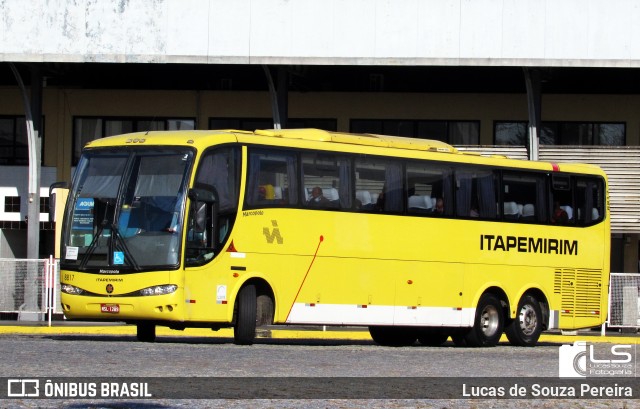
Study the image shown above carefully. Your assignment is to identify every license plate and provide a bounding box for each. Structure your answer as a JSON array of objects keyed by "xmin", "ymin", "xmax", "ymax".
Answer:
[{"xmin": 101, "ymin": 304, "xmax": 120, "ymax": 313}]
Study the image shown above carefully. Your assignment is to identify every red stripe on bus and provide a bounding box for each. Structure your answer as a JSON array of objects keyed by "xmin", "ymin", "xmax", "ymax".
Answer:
[{"xmin": 286, "ymin": 235, "xmax": 324, "ymax": 321}]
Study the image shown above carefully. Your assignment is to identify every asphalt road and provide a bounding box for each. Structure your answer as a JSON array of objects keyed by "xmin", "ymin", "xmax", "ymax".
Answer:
[{"xmin": 0, "ymin": 333, "xmax": 637, "ymax": 408}]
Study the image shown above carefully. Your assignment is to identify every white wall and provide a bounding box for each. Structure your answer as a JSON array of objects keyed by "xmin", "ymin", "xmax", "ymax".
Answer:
[
  {"xmin": 1, "ymin": 0, "xmax": 639, "ymax": 67},
  {"xmin": 0, "ymin": 167, "xmax": 57, "ymax": 223}
]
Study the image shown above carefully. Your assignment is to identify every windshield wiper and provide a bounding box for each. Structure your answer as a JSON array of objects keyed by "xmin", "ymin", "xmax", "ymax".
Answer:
[
  {"xmin": 78, "ymin": 219, "xmax": 106, "ymax": 271},
  {"xmin": 78, "ymin": 198, "xmax": 140, "ymax": 271}
]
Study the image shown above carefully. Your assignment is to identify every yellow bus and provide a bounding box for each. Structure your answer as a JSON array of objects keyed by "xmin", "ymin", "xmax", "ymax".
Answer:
[{"xmin": 56, "ymin": 128, "xmax": 609, "ymax": 347}]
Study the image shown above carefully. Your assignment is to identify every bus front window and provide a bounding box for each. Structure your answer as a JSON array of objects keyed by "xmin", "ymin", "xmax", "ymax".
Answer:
[{"xmin": 62, "ymin": 149, "xmax": 193, "ymax": 271}]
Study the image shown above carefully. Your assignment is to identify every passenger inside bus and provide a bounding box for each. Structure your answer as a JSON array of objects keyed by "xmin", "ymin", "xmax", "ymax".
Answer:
[
  {"xmin": 307, "ymin": 186, "xmax": 330, "ymax": 207},
  {"xmin": 258, "ymin": 184, "xmax": 275, "ymax": 200},
  {"xmin": 551, "ymin": 201, "xmax": 569, "ymax": 224},
  {"xmin": 434, "ymin": 198, "xmax": 445, "ymax": 215},
  {"xmin": 470, "ymin": 202, "xmax": 479, "ymax": 217},
  {"xmin": 375, "ymin": 191, "xmax": 385, "ymax": 211}
]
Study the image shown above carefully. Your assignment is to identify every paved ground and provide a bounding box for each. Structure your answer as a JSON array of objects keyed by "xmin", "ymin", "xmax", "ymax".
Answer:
[
  {"xmin": 1, "ymin": 320, "xmax": 638, "ymax": 408},
  {"xmin": 0, "ymin": 320, "xmax": 638, "ymax": 345}
]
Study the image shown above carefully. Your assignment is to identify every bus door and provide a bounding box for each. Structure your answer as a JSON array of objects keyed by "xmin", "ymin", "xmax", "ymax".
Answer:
[{"xmin": 183, "ymin": 147, "xmax": 240, "ymax": 321}]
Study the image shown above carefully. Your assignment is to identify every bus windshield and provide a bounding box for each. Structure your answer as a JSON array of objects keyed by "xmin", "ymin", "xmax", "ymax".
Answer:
[{"xmin": 62, "ymin": 148, "xmax": 193, "ymax": 271}]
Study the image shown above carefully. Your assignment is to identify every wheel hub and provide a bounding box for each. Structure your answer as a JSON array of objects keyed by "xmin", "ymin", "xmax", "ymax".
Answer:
[
  {"xmin": 518, "ymin": 304, "xmax": 538, "ymax": 336},
  {"xmin": 480, "ymin": 305, "xmax": 500, "ymax": 336}
]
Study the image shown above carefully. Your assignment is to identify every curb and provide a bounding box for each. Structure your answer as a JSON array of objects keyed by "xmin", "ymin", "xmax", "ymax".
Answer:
[{"xmin": 0, "ymin": 325, "xmax": 637, "ymax": 345}]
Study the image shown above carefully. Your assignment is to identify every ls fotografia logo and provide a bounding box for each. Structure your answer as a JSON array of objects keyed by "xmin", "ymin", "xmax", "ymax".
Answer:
[{"xmin": 559, "ymin": 341, "xmax": 636, "ymax": 378}]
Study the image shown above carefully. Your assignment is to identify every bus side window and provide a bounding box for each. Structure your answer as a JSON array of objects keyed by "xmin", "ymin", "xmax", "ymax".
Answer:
[
  {"xmin": 355, "ymin": 157, "xmax": 402, "ymax": 213},
  {"xmin": 550, "ymin": 174, "xmax": 573, "ymax": 225},
  {"xmin": 188, "ymin": 147, "xmax": 241, "ymax": 263},
  {"xmin": 196, "ymin": 147, "xmax": 240, "ymax": 212},
  {"xmin": 502, "ymin": 171, "xmax": 546, "ymax": 223},
  {"xmin": 246, "ymin": 149, "xmax": 298, "ymax": 207},
  {"xmin": 406, "ymin": 162, "xmax": 453, "ymax": 216},
  {"xmin": 575, "ymin": 177, "xmax": 604, "ymax": 225},
  {"xmin": 455, "ymin": 167, "xmax": 497, "ymax": 219},
  {"xmin": 301, "ymin": 152, "xmax": 351, "ymax": 209}
]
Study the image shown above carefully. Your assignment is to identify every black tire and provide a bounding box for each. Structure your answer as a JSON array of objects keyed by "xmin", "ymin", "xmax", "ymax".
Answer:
[
  {"xmin": 234, "ymin": 284, "xmax": 257, "ymax": 345},
  {"xmin": 417, "ymin": 330, "xmax": 449, "ymax": 346},
  {"xmin": 451, "ymin": 333, "xmax": 467, "ymax": 347},
  {"xmin": 464, "ymin": 294, "xmax": 504, "ymax": 347},
  {"xmin": 505, "ymin": 295, "xmax": 543, "ymax": 347},
  {"xmin": 136, "ymin": 323, "xmax": 156, "ymax": 342},
  {"xmin": 369, "ymin": 326, "xmax": 417, "ymax": 347}
]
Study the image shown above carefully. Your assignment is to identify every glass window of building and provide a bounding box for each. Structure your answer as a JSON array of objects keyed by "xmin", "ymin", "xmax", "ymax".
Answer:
[
  {"xmin": 0, "ymin": 115, "xmax": 45, "ymax": 165},
  {"xmin": 495, "ymin": 121, "xmax": 625, "ymax": 146},
  {"xmin": 352, "ymin": 119, "xmax": 479, "ymax": 145},
  {"xmin": 209, "ymin": 118, "xmax": 337, "ymax": 131},
  {"xmin": 73, "ymin": 117, "xmax": 195, "ymax": 164}
]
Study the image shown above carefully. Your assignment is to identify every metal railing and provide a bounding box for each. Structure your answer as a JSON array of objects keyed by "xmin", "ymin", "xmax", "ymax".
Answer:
[
  {"xmin": 0, "ymin": 257, "xmax": 60, "ymax": 324},
  {"xmin": 608, "ymin": 272, "xmax": 640, "ymax": 329}
]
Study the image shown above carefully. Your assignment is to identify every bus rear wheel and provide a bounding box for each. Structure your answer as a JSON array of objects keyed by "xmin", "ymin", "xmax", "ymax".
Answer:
[
  {"xmin": 369, "ymin": 326, "xmax": 417, "ymax": 347},
  {"xmin": 234, "ymin": 284, "xmax": 257, "ymax": 345},
  {"xmin": 464, "ymin": 294, "xmax": 503, "ymax": 347},
  {"xmin": 505, "ymin": 295, "xmax": 543, "ymax": 347},
  {"xmin": 136, "ymin": 323, "xmax": 156, "ymax": 342}
]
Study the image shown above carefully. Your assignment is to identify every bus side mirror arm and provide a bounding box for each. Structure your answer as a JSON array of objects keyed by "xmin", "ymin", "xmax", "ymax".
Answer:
[
  {"xmin": 188, "ymin": 187, "xmax": 218, "ymax": 243},
  {"xmin": 49, "ymin": 181, "xmax": 69, "ymax": 222}
]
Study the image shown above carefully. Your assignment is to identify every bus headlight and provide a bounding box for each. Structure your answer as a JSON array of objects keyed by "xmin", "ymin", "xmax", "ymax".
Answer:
[
  {"xmin": 61, "ymin": 284, "xmax": 86, "ymax": 295},
  {"xmin": 139, "ymin": 284, "xmax": 178, "ymax": 296}
]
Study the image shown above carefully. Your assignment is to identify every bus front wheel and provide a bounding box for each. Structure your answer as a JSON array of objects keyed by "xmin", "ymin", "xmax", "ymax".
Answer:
[
  {"xmin": 234, "ymin": 284, "xmax": 257, "ymax": 345},
  {"xmin": 465, "ymin": 294, "xmax": 503, "ymax": 347},
  {"xmin": 136, "ymin": 323, "xmax": 156, "ymax": 342},
  {"xmin": 505, "ymin": 295, "xmax": 543, "ymax": 347}
]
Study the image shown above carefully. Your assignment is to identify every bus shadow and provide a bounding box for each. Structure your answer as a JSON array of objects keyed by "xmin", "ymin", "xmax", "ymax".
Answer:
[
  {"xmin": 41, "ymin": 334, "xmax": 376, "ymax": 346},
  {"xmin": 41, "ymin": 334, "xmax": 561, "ymax": 348}
]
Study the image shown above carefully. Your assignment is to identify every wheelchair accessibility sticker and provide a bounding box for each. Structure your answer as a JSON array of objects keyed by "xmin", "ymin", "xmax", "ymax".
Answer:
[{"xmin": 113, "ymin": 252, "xmax": 125, "ymax": 265}]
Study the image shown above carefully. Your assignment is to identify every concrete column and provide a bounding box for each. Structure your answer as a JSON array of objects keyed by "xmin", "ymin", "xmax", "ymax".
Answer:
[
  {"xmin": 9, "ymin": 63, "xmax": 43, "ymax": 320},
  {"xmin": 276, "ymin": 66, "xmax": 288, "ymax": 129},
  {"xmin": 523, "ymin": 68, "xmax": 541, "ymax": 161},
  {"xmin": 263, "ymin": 66, "xmax": 289, "ymax": 129},
  {"xmin": 28, "ymin": 64, "xmax": 43, "ymax": 260},
  {"xmin": 263, "ymin": 66, "xmax": 281, "ymax": 129}
]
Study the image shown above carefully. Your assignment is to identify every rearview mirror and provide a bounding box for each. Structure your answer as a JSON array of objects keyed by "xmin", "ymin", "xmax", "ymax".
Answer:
[
  {"xmin": 188, "ymin": 186, "xmax": 217, "ymax": 233},
  {"xmin": 48, "ymin": 181, "xmax": 69, "ymax": 222}
]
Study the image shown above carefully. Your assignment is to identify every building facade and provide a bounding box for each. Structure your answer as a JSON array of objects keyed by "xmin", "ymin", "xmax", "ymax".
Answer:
[{"xmin": 0, "ymin": 0, "xmax": 638, "ymax": 271}]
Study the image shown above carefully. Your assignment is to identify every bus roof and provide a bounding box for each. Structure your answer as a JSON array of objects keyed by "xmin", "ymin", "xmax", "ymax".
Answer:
[
  {"xmin": 252, "ymin": 128, "xmax": 459, "ymax": 153},
  {"xmin": 84, "ymin": 128, "xmax": 606, "ymax": 177},
  {"xmin": 84, "ymin": 128, "xmax": 457, "ymax": 153}
]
